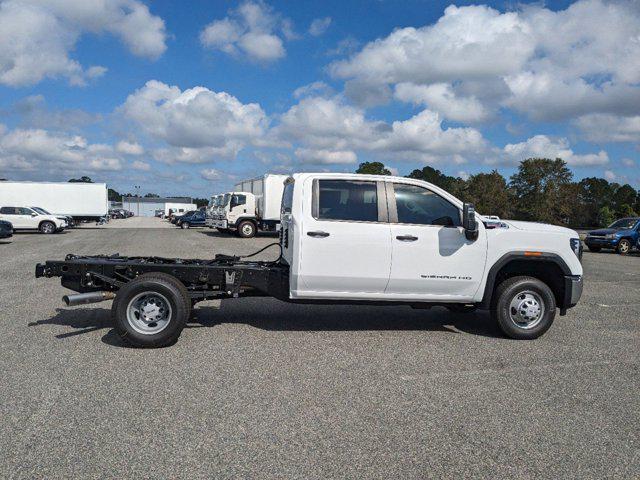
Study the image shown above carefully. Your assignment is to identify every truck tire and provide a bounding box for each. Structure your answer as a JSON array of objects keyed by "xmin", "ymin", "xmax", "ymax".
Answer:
[
  {"xmin": 39, "ymin": 221, "xmax": 56, "ymax": 234},
  {"xmin": 616, "ymin": 239, "xmax": 631, "ymax": 255},
  {"xmin": 493, "ymin": 276, "xmax": 556, "ymax": 340},
  {"xmin": 587, "ymin": 245, "xmax": 601, "ymax": 252},
  {"xmin": 112, "ymin": 273, "xmax": 191, "ymax": 348},
  {"xmin": 181, "ymin": 222, "xmax": 190, "ymax": 229},
  {"xmin": 237, "ymin": 220, "xmax": 256, "ymax": 238}
]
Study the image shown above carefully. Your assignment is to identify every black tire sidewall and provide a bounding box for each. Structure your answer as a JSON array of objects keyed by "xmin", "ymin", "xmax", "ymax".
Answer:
[
  {"xmin": 495, "ymin": 277, "xmax": 556, "ymax": 340},
  {"xmin": 113, "ymin": 278, "xmax": 188, "ymax": 347}
]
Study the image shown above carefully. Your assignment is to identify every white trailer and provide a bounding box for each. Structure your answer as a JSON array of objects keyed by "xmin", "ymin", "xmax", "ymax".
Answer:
[
  {"xmin": 0, "ymin": 181, "xmax": 108, "ymax": 221},
  {"xmin": 164, "ymin": 202, "xmax": 197, "ymax": 217}
]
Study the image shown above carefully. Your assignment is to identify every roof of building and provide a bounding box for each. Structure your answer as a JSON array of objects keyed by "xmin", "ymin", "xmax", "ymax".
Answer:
[{"xmin": 122, "ymin": 196, "xmax": 192, "ymax": 204}]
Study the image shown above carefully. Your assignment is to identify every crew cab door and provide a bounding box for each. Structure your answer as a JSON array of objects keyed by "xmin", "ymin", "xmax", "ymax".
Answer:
[
  {"xmin": 385, "ymin": 182, "xmax": 487, "ymax": 300},
  {"xmin": 296, "ymin": 178, "xmax": 392, "ymax": 297}
]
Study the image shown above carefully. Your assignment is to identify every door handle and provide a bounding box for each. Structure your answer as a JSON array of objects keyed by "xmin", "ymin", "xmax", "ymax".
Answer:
[
  {"xmin": 396, "ymin": 235, "xmax": 418, "ymax": 242},
  {"xmin": 307, "ymin": 231, "xmax": 330, "ymax": 238}
]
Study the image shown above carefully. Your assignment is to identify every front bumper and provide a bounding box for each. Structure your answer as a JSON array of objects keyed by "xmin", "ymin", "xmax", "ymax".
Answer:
[
  {"xmin": 210, "ymin": 219, "xmax": 228, "ymax": 229},
  {"xmin": 562, "ymin": 275, "xmax": 583, "ymax": 311},
  {"xmin": 584, "ymin": 237, "xmax": 618, "ymax": 248}
]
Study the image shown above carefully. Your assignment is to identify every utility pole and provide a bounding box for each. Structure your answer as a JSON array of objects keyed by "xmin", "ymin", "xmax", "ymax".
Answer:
[{"xmin": 135, "ymin": 185, "xmax": 141, "ymax": 216}]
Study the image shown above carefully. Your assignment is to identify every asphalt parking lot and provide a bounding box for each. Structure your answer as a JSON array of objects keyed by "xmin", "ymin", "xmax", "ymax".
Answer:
[{"xmin": 1, "ymin": 222, "xmax": 638, "ymax": 479}]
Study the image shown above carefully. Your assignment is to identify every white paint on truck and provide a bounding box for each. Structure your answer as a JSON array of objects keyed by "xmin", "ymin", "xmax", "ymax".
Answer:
[{"xmin": 0, "ymin": 181, "xmax": 108, "ymax": 219}]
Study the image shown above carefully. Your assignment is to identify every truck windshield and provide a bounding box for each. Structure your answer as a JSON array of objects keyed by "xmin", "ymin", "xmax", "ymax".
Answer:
[
  {"xmin": 608, "ymin": 218, "xmax": 638, "ymax": 229},
  {"xmin": 222, "ymin": 194, "xmax": 231, "ymax": 207}
]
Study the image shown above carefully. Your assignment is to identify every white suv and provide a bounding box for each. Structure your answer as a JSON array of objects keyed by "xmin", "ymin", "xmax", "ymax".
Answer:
[{"xmin": 0, "ymin": 206, "xmax": 66, "ymax": 234}]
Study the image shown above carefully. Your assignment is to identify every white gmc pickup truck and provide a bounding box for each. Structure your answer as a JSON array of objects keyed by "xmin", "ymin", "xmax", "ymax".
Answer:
[{"xmin": 36, "ymin": 173, "xmax": 583, "ymax": 347}]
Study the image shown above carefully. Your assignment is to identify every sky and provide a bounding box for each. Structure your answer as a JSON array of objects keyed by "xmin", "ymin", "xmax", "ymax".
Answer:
[{"xmin": 0, "ymin": 0, "xmax": 638, "ymax": 197}]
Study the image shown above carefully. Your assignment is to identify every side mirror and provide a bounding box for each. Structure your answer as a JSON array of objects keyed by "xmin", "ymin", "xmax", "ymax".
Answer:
[
  {"xmin": 31, "ymin": 212, "xmax": 38, "ymax": 217},
  {"xmin": 462, "ymin": 203, "xmax": 478, "ymax": 241}
]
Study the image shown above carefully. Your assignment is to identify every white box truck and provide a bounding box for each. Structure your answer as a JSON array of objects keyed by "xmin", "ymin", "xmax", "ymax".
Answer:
[
  {"xmin": 0, "ymin": 181, "xmax": 108, "ymax": 222},
  {"xmin": 207, "ymin": 174, "xmax": 288, "ymax": 237}
]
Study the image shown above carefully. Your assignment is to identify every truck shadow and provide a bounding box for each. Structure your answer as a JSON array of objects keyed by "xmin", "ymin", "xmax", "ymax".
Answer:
[
  {"xmin": 30, "ymin": 301, "xmax": 502, "ymax": 348},
  {"xmin": 199, "ymin": 230, "xmax": 279, "ymax": 238}
]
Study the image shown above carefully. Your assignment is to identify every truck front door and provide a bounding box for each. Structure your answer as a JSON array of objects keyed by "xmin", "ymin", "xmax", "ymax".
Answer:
[
  {"xmin": 297, "ymin": 178, "xmax": 392, "ymax": 297},
  {"xmin": 385, "ymin": 182, "xmax": 487, "ymax": 301}
]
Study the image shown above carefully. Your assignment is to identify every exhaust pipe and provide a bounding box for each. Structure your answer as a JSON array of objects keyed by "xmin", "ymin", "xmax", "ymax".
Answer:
[{"xmin": 63, "ymin": 291, "xmax": 116, "ymax": 307}]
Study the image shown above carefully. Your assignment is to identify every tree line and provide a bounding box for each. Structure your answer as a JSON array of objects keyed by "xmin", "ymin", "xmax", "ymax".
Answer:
[{"xmin": 355, "ymin": 159, "xmax": 639, "ymax": 228}]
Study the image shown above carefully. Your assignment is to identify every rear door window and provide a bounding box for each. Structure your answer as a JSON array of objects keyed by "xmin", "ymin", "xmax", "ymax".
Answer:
[{"xmin": 316, "ymin": 180, "xmax": 378, "ymax": 222}]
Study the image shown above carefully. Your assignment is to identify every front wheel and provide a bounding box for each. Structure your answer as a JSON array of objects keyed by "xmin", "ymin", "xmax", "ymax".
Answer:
[
  {"xmin": 181, "ymin": 222, "xmax": 190, "ymax": 229},
  {"xmin": 237, "ymin": 220, "xmax": 256, "ymax": 238},
  {"xmin": 39, "ymin": 221, "xmax": 56, "ymax": 234},
  {"xmin": 493, "ymin": 276, "xmax": 556, "ymax": 340},
  {"xmin": 617, "ymin": 239, "xmax": 631, "ymax": 255},
  {"xmin": 112, "ymin": 273, "xmax": 191, "ymax": 348}
]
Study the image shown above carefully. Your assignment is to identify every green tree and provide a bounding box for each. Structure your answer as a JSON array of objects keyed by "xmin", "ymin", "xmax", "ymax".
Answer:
[
  {"xmin": 355, "ymin": 161, "xmax": 391, "ymax": 175},
  {"xmin": 68, "ymin": 176, "xmax": 93, "ymax": 183},
  {"xmin": 575, "ymin": 177, "xmax": 615, "ymax": 227},
  {"xmin": 407, "ymin": 165, "xmax": 464, "ymax": 197},
  {"xmin": 144, "ymin": 193, "xmax": 160, "ymax": 198},
  {"xmin": 193, "ymin": 198, "xmax": 209, "ymax": 208},
  {"xmin": 509, "ymin": 158, "xmax": 573, "ymax": 225},
  {"xmin": 597, "ymin": 206, "xmax": 615, "ymax": 227},
  {"xmin": 108, "ymin": 188, "xmax": 122, "ymax": 202},
  {"xmin": 612, "ymin": 184, "xmax": 638, "ymax": 217},
  {"xmin": 463, "ymin": 170, "xmax": 513, "ymax": 218}
]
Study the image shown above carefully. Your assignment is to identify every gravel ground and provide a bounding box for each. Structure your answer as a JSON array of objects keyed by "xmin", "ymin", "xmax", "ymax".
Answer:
[{"xmin": 1, "ymin": 226, "xmax": 638, "ymax": 479}]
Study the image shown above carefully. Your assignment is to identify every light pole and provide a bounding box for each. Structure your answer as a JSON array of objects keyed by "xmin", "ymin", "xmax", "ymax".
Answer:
[{"xmin": 134, "ymin": 185, "xmax": 141, "ymax": 216}]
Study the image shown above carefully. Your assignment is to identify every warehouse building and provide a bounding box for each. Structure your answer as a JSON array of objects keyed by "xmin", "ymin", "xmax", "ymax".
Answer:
[{"xmin": 122, "ymin": 197, "xmax": 197, "ymax": 217}]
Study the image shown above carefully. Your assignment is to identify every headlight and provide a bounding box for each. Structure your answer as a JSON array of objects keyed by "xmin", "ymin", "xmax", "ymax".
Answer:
[
  {"xmin": 605, "ymin": 233, "xmax": 617, "ymax": 239},
  {"xmin": 570, "ymin": 238, "xmax": 583, "ymax": 260}
]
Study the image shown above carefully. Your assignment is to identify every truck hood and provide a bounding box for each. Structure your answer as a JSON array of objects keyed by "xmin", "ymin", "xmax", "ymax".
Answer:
[{"xmin": 502, "ymin": 220, "xmax": 577, "ymax": 236}]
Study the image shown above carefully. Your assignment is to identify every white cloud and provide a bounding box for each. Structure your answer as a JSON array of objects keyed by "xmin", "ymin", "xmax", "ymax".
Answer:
[
  {"xmin": 622, "ymin": 158, "xmax": 635, "ymax": 168},
  {"xmin": 502, "ymin": 135, "xmax": 609, "ymax": 167},
  {"xmin": 295, "ymin": 148, "xmax": 357, "ymax": 165},
  {"xmin": 293, "ymin": 81, "xmax": 332, "ymax": 99},
  {"xmin": 121, "ymin": 80, "xmax": 268, "ymax": 158},
  {"xmin": 278, "ymin": 96, "xmax": 486, "ymax": 163},
  {"xmin": 10, "ymin": 95, "xmax": 100, "ymax": 131},
  {"xmin": 604, "ymin": 170, "xmax": 616, "ymax": 181},
  {"xmin": 116, "ymin": 140, "xmax": 145, "ymax": 155},
  {"xmin": 200, "ymin": 1, "xmax": 291, "ymax": 62},
  {"xmin": 309, "ymin": 17, "xmax": 331, "ymax": 37},
  {"xmin": 329, "ymin": 1, "xmax": 640, "ymax": 121},
  {"xmin": 200, "ymin": 168, "xmax": 223, "ymax": 180},
  {"xmin": 394, "ymin": 82, "xmax": 490, "ymax": 123},
  {"xmin": 574, "ymin": 114, "xmax": 640, "ymax": 143},
  {"xmin": 0, "ymin": 127, "xmax": 122, "ymax": 172},
  {"xmin": 131, "ymin": 160, "xmax": 151, "ymax": 171},
  {"xmin": 0, "ymin": 0, "xmax": 167, "ymax": 87}
]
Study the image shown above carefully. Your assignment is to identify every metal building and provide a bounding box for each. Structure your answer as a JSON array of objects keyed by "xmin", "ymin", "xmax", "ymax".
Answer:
[{"xmin": 121, "ymin": 197, "xmax": 196, "ymax": 217}]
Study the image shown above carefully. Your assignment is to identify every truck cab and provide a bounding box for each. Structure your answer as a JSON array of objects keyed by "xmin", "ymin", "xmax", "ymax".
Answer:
[{"xmin": 209, "ymin": 192, "xmax": 257, "ymax": 236}]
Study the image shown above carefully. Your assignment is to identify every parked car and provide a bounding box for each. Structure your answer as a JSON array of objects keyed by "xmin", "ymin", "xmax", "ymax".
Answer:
[
  {"xmin": 0, "ymin": 206, "xmax": 66, "ymax": 233},
  {"xmin": 176, "ymin": 210, "xmax": 207, "ymax": 229},
  {"xmin": 584, "ymin": 217, "xmax": 640, "ymax": 255},
  {"xmin": 171, "ymin": 211, "xmax": 197, "ymax": 225},
  {"xmin": 0, "ymin": 219, "xmax": 13, "ymax": 239},
  {"xmin": 31, "ymin": 207, "xmax": 75, "ymax": 227}
]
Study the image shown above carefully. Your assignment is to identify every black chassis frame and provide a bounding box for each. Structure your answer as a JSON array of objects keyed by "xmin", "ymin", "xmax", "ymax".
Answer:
[{"xmin": 35, "ymin": 254, "xmax": 290, "ymax": 303}]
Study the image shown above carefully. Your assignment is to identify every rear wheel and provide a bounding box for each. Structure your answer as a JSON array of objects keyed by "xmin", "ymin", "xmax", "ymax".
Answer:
[
  {"xmin": 237, "ymin": 220, "xmax": 256, "ymax": 238},
  {"xmin": 112, "ymin": 273, "xmax": 191, "ymax": 348},
  {"xmin": 493, "ymin": 276, "xmax": 556, "ymax": 340},
  {"xmin": 587, "ymin": 245, "xmax": 601, "ymax": 252},
  {"xmin": 39, "ymin": 221, "xmax": 56, "ymax": 234},
  {"xmin": 617, "ymin": 239, "xmax": 631, "ymax": 255}
]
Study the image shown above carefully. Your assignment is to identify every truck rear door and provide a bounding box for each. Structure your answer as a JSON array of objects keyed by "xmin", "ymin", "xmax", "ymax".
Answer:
[{"xmin": 294, "ymin": 177, "xmax": 392, "ymax": 297}]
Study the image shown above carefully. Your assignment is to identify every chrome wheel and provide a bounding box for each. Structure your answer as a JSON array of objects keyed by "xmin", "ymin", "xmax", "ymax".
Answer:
[
  {"xmin": 508, "ymin": 290, "xmax": 545, "ymax": 330},
  {"xmin": 241, "ymin": 223, "xmax": 254, "ymax": 236},
  {"xmin": 40, "ymin": 222, "xmax": 55, "ymax": 234},
  {"xmin": 618, "ymin": 240, "xmax": 630, "ymax": 254},
  {"xmin": 126, "ymin": 292, "xmax": 172, "ymax": 335}
]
